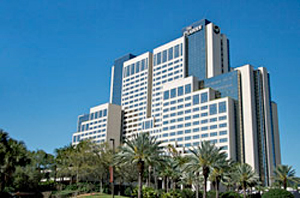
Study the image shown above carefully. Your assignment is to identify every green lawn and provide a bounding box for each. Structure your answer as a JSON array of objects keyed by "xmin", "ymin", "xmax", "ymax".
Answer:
[{"xmin": 79, "ymin": 193, "xmax": 129, "ymax": 198}]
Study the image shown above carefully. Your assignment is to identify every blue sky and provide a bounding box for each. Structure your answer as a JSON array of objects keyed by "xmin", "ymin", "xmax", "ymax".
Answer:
[{"xmin": 0, "ymin": 0, "xmax": 300, "ymax": 172}]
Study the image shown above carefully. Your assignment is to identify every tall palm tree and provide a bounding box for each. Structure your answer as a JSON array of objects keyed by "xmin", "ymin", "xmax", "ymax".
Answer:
[
  {"xmin": 232, "ymin": 163, "xmax": 259, "ymax": 198},
  {"xmin": 273, "ymin": 164, "xmax": 300, "ymax": 190},
  {"xmin": 115, "ymin": 132, "xmax": 163, "ymax": 198},
  {"xmin": 209, "ymin": 158, "xmax": 230, "ymax": 198},
  {"xmin": 185, "ymin": 141, "xmax": 227, "ymax": 198}
]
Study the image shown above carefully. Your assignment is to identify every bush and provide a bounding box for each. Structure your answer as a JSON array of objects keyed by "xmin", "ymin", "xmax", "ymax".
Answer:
[
  {"xmin": 180, "ymin": 188, "xmax": 195, "ymax": 198},
  {"xmin": 221, "ymin": 191, "xmax": 242, "ymax": 198},
  {"xmin": 124, "ymin": 187, "xmax": 132, "ymax": 197},
  {"xmin": 247, "ymin": 193, "xmax": 261, "ymax": 198},
  {"xmin": 132, "ymin": 186, "xmax": 160, "ymax": 198},
  {"xmin": 161, "ymin": 190, "xmax": 181, "ymax": 198},
  {"xmin": 262, "ymin": 189, "xmax": 294, "ymax": 198}
]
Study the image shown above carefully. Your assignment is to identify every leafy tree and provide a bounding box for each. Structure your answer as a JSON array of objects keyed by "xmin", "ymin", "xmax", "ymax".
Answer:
[
  {"xmin": 115, "ymin": 133, "xmax": 163, "ymax": 198},
  {"xmin": 232, "ymin": 163, "xmax": 259, "ymax": 198},
  {"xmin": 273, "ymin": 164, "xmax": 300, "ymax": 190},
  {"xmin": 262, "ymin": 188, "xmax": 294, "ymax": 198}
]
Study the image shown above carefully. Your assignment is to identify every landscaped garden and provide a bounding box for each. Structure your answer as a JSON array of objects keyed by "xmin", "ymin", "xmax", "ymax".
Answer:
[{"xmin": 0, "ymin": 129, "xmax": 299, "ymax": 198}]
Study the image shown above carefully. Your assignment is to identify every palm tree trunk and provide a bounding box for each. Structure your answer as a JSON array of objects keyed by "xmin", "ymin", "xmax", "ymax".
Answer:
[
  {"xmin": 284, "ymin": 178, "xmax": 287, "ymax": 190},
  {"xmin": 154, "ymin": 169, "xmax": 158, "ymax": 190},
  {"xmin": 148, "ymin": 166, "xmax": 151, "ymax": 187},
  {"xmin": 204, "ymin": 176, "xmax": 207, "ymax": 198},
  {"xmin": 243, "ymin": 184, "xmax": 246, "ymax": 198},
  {"xmin": 216, "ymin": 180, "xmax": 219, "ymax": 198},
  {"xmin": 167, "ymin": 177, "xmax": 169, "ymax": 193},
  {"xmin": 137, "ymin": 161, "xmax": 144, "ymax": 198}
]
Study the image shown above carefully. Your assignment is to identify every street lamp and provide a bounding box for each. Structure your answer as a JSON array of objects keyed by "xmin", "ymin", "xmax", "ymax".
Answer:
[{"xmin": 110, "ymin": 138, "xmax": 115, "ymax": 198}]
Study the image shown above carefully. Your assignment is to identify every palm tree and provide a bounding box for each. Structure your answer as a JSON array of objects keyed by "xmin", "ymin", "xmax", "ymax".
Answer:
[
  {"xmin": 115, "ymin": 132, "xmax": 163, "ymax": 198},
  {"xmin": 273, "ymin": 165, "xmax": 300, "ymax": 190},
  {"xmin": 232, "ymin": 163, "xmax": 259, "ymax": 198},
  {"xmin": 209, "ymin": 158, "xmax": 230, "ymax": 198},
  {"xmin": 185, "ymin": 141, "xmax": 227, "ymax": 198}
]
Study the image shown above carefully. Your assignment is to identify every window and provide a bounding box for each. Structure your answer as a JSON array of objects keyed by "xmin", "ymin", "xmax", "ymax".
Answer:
[
  {"xmin": 210, "ymin": 118, "xmax": 217, "ymax": 122},
  {"xmin": 219, "ymin": 116, "xmax": 227, "ymax": 121},
  {"xmin": 210, "ymin": 132, "xmax": 218, "ymax": 137},
  {"xmin": 185, "ymin": 116, "xmax": 191, "ymax": 120},
  {"xmin": 170, "ymin": 106, "xmax": 176, "ymax": 111},
  {"xmin": 163, "ymin": 133, "xmax": 168, "ymax": 137},
  {"xmin": 164, "ymin": 91, "xmax": 169, "ymax": 100},
  {"xmin": 220, "ymin": 146, "xmax": 228, "ymax": 150},
  {"xmin": 201, "ymin": 92, "xmax": 208, "ymax": 103},
  {"xmin": 185, "ymin": 123, "xmax": 191, "ymax": 127},
  {"xmin": 210, "ymin": 125, "xmax": 217, "ymax": 129},
  {"xmin": 201, "ymin": 133, "xmax": 208, "ymax": 138},
  {"xmin": 185, "ymin": 129, "xmax": 191, "ymax": 134},
  {"xmin": 177, "ymin": 124, "xmax": 183, "ymax": 128},
  {"xmin": 162, "ymin": 50, "xmax": 167, "ymax": 63},
  {"xmin": 193, "ymin": 128, "xmax": 200, "ymax": 132},
  {"xmin": 185, "ymin": 136, "xmax": 191, "ymax": 141},
  {"xmin": 210, "ymin": 139, "xmax": 218, "ymax": 144},
  {"xmin": 220, "ymin": 138, "xmax": 228, "ymax": 143},
  {"xmin": 185, "ymin": 103, "xmax": 191, "ymax": 107},
  {"xmin": 177, "ymin": 111, "xmax": 184, "ymax": 115},
  {"xmin": 185, "ymin": 109, "xmax": 191, "ymax": 114},
  {"xmin": 193, "ymin": 114, "xmax": 200, "ymax": 119},
  {"xmin": 193, "ymin": 121, "xmax": 199, "ymax": 125},
  {"xmin": 90, "ymin": 113, "xmax": 94, "ymax": 120},
  {"xmin": 201, "ymin": 112, "xmax": 208, "ymax": 117},
  {"xmin": 177, "ymin": 137, "xmax": 183, "ymax": 142},
  {"xmin": 178, "ymin": 105, "xmax": 184, "ymax": 109},
  {"xmin": 219, "ymin": 131, "xmax": 227, "ymax": 136},
  {"xmin": 219, "ymin": 101, "xmax": 227, "ymax": 113},
  {"xmin": 171, "ymin": 88, "xmax": 176, "ymax": 98},
  {"xmin": 201, "ymin": 126, "xmax": 208, "ymax": 131},
  {"xmin": 130, "ymin": 64, "xmax": 135, "ymax": 75},
  {"xmin": 185, "ymin": 96, "xmax": 191, "ymax": 101},
  {"xmin": 168, "ymin": 47, "xmax": 173, "ymax": 61},
  {"xmin": 170, "ymin": 132, "xmax": 176, "ymax": 136},
  {"xmin": 193, "ymin": 135, "xmax": 200, "ymax": 139},
  {"xmin": 193, "ymin": 107, "xmax": 200, "ymax": 112},
  {"xmin": 157, "ymin": 52, "xmax": 161, "ymax": 65},
  {"xmin": 177, "ymin": 118, "xmax": 183, "ymax": 122},
  {"xmin": 178, "ymin": 86, "xmax": 184, "ymax": 96},
  {"xmin": 210, "ymin": 104, "xmax": 217, "ymax": 115},
  {"xmin": 136, "ymin": 61, "xmax": 140, "ymax": 73},
  {"xmin": 185, "ymin": 84, "xmax": 191, "ymax": 94},
  {"xmin": 174, "ymin": 44, "xmax": 180, "ymax": 58},
  {"xmin": 219, "ymin": 123, "xmax": 227, "ymax": 128},
  {"xmin": 193, "ymin": 94, "xmax": 199, "ymax": 105},
  {"xmin": 177, "ymin": 131, "xmax": 183, "ymax": 135},
  {"xmin": 103, "ymin": 109, "xmax": 107, "ymax": 116},
  {"xmin": 201, "ymin": 105, "xmax": 208, "ymax": 110}
]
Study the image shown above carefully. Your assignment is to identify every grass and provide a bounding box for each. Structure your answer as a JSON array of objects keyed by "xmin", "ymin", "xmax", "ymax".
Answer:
[{"xmin": 78, "ymin": 193, "xmax": 129, "ymax": 198}]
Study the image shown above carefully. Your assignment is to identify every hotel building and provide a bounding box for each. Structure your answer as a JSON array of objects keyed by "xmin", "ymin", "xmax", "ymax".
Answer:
[{"xmin": 72, "ymin": 19, "xmax": 281, "ymax": 185}]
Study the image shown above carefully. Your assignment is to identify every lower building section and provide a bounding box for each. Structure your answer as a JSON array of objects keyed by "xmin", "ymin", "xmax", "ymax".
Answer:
[{"xmin": 72, "ymin": 103, "xmax": 122, "ymax": 147}]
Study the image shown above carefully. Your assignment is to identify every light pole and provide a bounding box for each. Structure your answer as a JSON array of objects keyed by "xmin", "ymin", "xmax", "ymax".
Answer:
[{"xmin": 110, "ymin": 138, "xmax": 115, "ymax": 198}]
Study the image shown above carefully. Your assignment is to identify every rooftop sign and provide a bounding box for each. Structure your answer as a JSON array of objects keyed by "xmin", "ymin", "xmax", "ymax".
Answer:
[{"xmin": 183, "ymin": 25, "xmax": 202, "ymax": 36}]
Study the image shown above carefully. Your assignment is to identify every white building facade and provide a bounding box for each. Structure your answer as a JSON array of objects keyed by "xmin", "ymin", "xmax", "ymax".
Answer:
[{"xmin": 72, "ymin": 19, "xmax": 281, "ymax": 185}]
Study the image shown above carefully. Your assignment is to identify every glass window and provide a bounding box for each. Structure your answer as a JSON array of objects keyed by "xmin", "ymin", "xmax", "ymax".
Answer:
[
  {"xmin": 193, "ymin": 114, "xmax": 200, "ymax": 119},
  {"xmin": 193, "ymin": 107, "xmax": 200, "ymax": 112},
  {"xmin": 193, "ymin": 135, "xmax": 200, "ymax": 139},
  {"xmin": 141, "ymin": 59, "xmax": 145, "ymax": 71},
  {"xmin": 168, "ymin": 47, "xmax": 173, "ymax": 61},
  {"xmin": 185, "ymin": 96, "xmax": 191, "ymax": 101},
  {"xmin": 219, "ymin": 131, "xmax": 227, "ymax": 136},
  {"xmin": 163, "ymin": 133, "xmax": 168, "ymax": 137},
  {"xmin": 130, "ymin": 64, "xmax": 135, "ymax": 75},
  {"xmin": 103, "ymin": 109, "xmax": 107, "ymax": 117},
  {"xmin": 210, "ymin": 132, "xmax": 218, "ymax": 137},
  {"xmin": 185, "ymin": 84, "xmax": 191, "ymax": 94},
  {"xmin": 178, "ymin": 86, "xmax": 184, "ymax": 96},
  {"xmin": 210, "ymin": 125, "xmax": 217, "ymax": 129},
  {"xmin": 210, "ymin": 139, "xmax": 218, "ymax": 144},
  {"xmin": 136, "ymin": 61, "xmax": 140, "ymax": 73},
  {"xmin": 209, "ymin": 104, "xmax": 217, "ymax": 115},
  {"xmin": 162, "ymin": 50, "xmax": 167, "ymax": 63},
  {"xmin": 170, "ymin": 100, "xmax": 176, "ymax": 105},
  {"xmin": 193, "ymin": 128, "xmax": 200, "ymax": 132},
  {"xmin": 90, "ymin": 113, "xmax": 94, "ymax": 120},
  {"xmin": 185, "ymin": 116, "xmax": 191, "ymax": 120},
  {"xmin": 185, "ymin": 103, "xmax": 191, "ymax": 107},
  {"xmin": 95, "ymin": 112, "xmax": 98, "ymax": 119},
  {"xmin": 220, "ymin": 138, "xmax": 228, "ymax": 143},
  {"xmin": 178, "ymin": 105, "xmax": 183, "ymax": 109},
  {"xmin": 170, "ymin": 132, "xmax": 176, "ymax": 136},
  {"xmin": 185, "ymin": 123, "xmax": 191, "ymax": 127},
  {"xmin": 170, "ymin": 106, "xmax": 176, "ymax": 111},
  {"xmin": 193, "ymin": 94, "xmax": 199, "ymax": 105},
  {"xmin": 126, "ymin": 66, "xmax": 130, "ymax": 77},
  {"xmin": 174, "ymin": 44, "xmax": 180, "ymax": 58},
  {"xmin": 201, "ymin": 92, "xmax": 208, "ymax": 103},
  {"xmin": 201, "ymin": 133, "xmax": 208, "ymax": 138},
  {"xmin": 201, "ymin": 119, "xmax": 208, "ymax": 124},
  {"xmin": 185, "ymin": 109, "xmax": 191, "ymax": 114},
  {"xmin": 220, "ymin": 146, "xmax": 228, "ymax": 150},
  {"xmin": 201, "ymin": 112, "xmax": 208, "ymax": 117},
  {"xmin": 219, "ymin": 116, "xmax": 227, "ymax": 121},
  {"xmin": 171, "ymin": 88, "xmax": 176, "ymax": 98},
  {"xmin": 157, "ymin": 52, "xmax": 161, "ymax": 65},
  {"xmin": 185, "ymin": 136, "xmax": 191, "ymax": 141},
  {"xmin": 99, "ymin": 110, "xmax": 103, "ymax": 117},
  {"xmin": 177, "ymin": 131, "xmax": 183, "ymax": 135},
  {"xmin": 219, "ymin": 101, "xmax": 227, "ymax": 113},
  {"xmin": 163, "ymin": 91, "xmax": 169, "ymax": 100},
  {"xmin": 185, "ymin": 129, "xmax": 191, "ymax": 134},
  {"xmin": 201, "ymin": 126, "xmax": 208, "ymax": 131},
  {"xmin": 177, "ymin": 118, "xmax": 183, "ymax": 122},
  {"xmin": 178, "ymin": 111, "xmax": 184, "ymax": 115},
  {"xmin": 210, "ymin": 118, "xmax": 217, "ymax": 122},
  {"xmin": 171, "ymin": 113, "xmax": 176, "ymax": 117},
  {"xmin": 177, "ymin": 137, "xmax": 183, "ymax": 141},
  {"xmin": 170, "ymin": 119, "xmax": 176, "ymax": 123},
  {"xmin": 193, "ymin": 121, "xmax": 199, "ymax": 125},
  {"xmin": 201, "ymin": 105, "xmax": 208, "ymax": 110},
  {"xmin": 219, "ymin": 123, "xmax": 227, "ymax": 128}
]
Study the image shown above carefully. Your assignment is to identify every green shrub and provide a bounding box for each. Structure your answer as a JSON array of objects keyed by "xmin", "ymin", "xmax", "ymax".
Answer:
[
  {"xmin": 124, "ymin": 187, "xmax": 132, "ymax": 197},
  {"xmin": 247, "ymin": 193, "xmax": 261, "ymax": 198},
  {"xmin": 180, "ymin": 188, "xmax": 195, "ymax": 198},
  {"xmin": 221, "ymin": 191, "xmax": 242, "ymax": 198},
  {"xmin": 132, "ymin": 186, "xmax": 160, "ymax": 198},
  {"xmin": 262, "ymin": 189, "xmax": 294, "ymax": 198},
  {"xmin": 161, "ymin": 190, "xmax": 181, "ymax": 198}
]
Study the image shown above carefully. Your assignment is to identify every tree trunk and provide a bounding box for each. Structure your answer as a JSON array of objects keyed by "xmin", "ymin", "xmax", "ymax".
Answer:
[
  {"xmin": 284, "ymin": 178, "xmax": 287, "ymax": 190},
  {"xmin": 204, "ymin": 176, "xmax": 207, "ymax": 198},
  {"xmin": 196, "ymin": 183, "xmax": 199, "ymax": 198},
  {"xmin": 243, "ymin": 184, "xmax": 246, "ymax": 198},
  {"xmin": 137, "ymin": 161, "xmax": 144, "ymax": 198},
  {"xmin": 167, "ymin": 177, "xmax": 169, "ymax": 193},
  {"xmin": 216, "ymin": 180, "xmax": 220, "ymax": 198},
  {"xmin": 154, "ymin": 169, "xmax": 158, "ymax": 190},
  {"xmin": 148, "ymin": 166, "xmax": 151, "ymax": 187}
]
